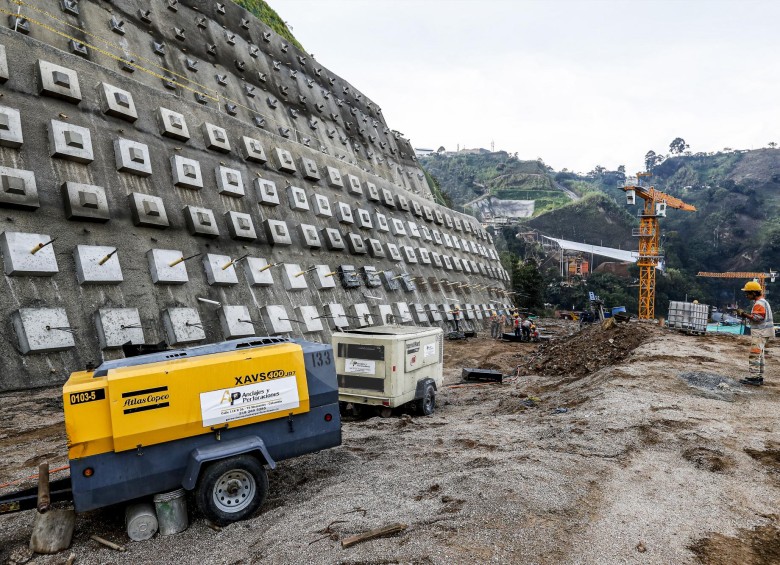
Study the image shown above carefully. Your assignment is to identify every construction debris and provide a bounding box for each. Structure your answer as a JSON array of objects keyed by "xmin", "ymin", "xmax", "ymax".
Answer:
[{"xmin": 341, "ymin": 523, "xmax": 408, "ymax": 548}]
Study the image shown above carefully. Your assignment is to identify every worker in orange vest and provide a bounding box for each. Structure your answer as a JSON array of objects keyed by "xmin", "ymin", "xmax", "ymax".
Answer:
[{"xmin": 736, "ymin": 281, "xmax": 774, "ymax": 386}]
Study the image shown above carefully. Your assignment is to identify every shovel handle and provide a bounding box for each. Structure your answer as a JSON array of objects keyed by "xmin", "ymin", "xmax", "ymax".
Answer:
[{"xmin": 36, "ymin": 463, "xmax": 50, "ymax": 513}]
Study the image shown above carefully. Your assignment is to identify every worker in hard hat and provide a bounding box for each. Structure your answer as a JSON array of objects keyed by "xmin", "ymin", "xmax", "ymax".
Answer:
[
  {"xmin": 490, "ymin": 311, "xmax": 500, "ymax": 339},
  {"xmin": 735, "ymin": 281, "xmax": 774, "ymax": 386}
]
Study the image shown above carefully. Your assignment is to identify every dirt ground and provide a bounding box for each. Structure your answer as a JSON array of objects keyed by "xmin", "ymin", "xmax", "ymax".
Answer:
[{"xmin": 1, "ymin": 319, "xmax": 779, "ymax": 564}]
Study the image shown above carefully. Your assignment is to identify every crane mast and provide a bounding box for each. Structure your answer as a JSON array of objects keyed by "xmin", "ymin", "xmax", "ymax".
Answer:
[{"xmin": 622, "ymin": 173, "xmax": 696, "ymax": 320}]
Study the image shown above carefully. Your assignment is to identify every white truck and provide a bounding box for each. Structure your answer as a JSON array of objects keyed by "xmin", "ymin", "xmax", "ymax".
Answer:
[{"xmin": 332, "ymin": 326, "xmax": 444, "ymax": 417}]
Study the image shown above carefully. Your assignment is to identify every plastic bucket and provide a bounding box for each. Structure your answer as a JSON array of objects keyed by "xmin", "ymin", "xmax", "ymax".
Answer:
[
  {"xmin": 125, "ymin": 503, "xmax": 158, "ymax": 541},
  {"xmin": 153, "ymin": 489, "xmax": 188, "ymax": 536}
]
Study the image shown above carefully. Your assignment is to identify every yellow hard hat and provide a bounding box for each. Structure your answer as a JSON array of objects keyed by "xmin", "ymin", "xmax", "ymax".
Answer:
[
  {"xmin": 692, "ymin": 300, "xmax": 699, "ymax": 304},
  {"xmin": 742, "ymin": 281, "xmax": 762, "ymax": 292}
]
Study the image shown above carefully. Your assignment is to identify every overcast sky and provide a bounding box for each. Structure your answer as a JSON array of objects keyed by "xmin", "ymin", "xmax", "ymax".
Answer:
[{"xmin": 272, "ymin": 0, "xmax": 780, "ymax": 174}]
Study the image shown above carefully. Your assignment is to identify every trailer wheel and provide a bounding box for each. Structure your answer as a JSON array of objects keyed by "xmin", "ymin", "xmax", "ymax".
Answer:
[
  {"xmin": 417, "ymin": 383, "xmax": 436, "ymax": 416},
  {"xmin": 196, "ymin": 455, "xmax": 268, "ymax": 526}
]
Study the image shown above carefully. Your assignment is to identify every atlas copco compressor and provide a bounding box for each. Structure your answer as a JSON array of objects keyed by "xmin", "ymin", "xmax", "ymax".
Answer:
[{"xmin": 1, "ymin": 337, "xmax": 341, "ymax": 526}]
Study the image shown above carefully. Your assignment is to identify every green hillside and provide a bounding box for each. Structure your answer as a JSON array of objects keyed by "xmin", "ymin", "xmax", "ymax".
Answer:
[
  {"xmin": 420, "ymin": 150, "xmax": 570, "ymax": 215},
  {"xmin": 232, "ymin": 0, "xmax": 304, "ymax": 51}
]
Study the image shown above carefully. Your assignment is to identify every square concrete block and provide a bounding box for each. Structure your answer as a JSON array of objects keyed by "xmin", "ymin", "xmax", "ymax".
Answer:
[
  {"xmin": 326, "ymin": 166, "xmax": 343, "ymax": 189},
  {"xmin": 362, "ymin": 266, "xmax": 381, "ymax": 287},
  {"xmin": 434, "ymin": 210, "xmax": 444, "ymax": 225},
  {"xmin": 423, "ymin": 206, "xmax": 434, "ymax": 222},
  {"xmin": 411, "ymin": 201, "xmax": 423, "ymax": 217},
  {"xmin": 381, "ymin": 188, "xmax": 395, "ymax": 208},
  {"xmin": 74, "ymin": 245, "xmax": 123, "ymax": 284},
  {"xmin": 391, "ymin": 219, "xmax": 407, "ymax": 237},
  {"xmin": 202, "ymin": 122, "xmax": 230, "ymax": 152},
  {"xmin": 184, "ymin": 205, "xmax": 219, "ymax": 237},
  {"xmin": 411, "ymin": 303, "xmax": 427, "ymax": 324},
  {"xmin": 244, "ymin": 257, "xmax": 275, "ymax": 286},
  {"xmin": 346, "ymin": 174, "xmax": 362, "ymax": 196},
  {"xmin": 385, "ymin": 242, "xmax": 402, "ymax": 262},
  {"xmin": 241, "ymin": 136, "xmax": 267, "ymax": 163},
  {"xmin": 407, "ymin": 221, "xmax": 421, "ymax": 239},
  {"xmin": 254, "ymin": 179, "xmax": 280, "ymax": 206},
  {"xmin": 350, "ymin": 303, "xmax": 373, "ymax": 327},
  {"xmin": 325, "ymin": 303, "xmax": 349, "ymax": 328},
  {"xmin": 375, "ymin": 212, "xmax": 389, "ymax": 232},
  {"xmin": 114, "ymin": 139, "xmax": 152, "ymax": 176},
  {"xmin": 287, "ymin": 185, "xmax": 309, "ymax": 211},
  {"xmin": 203, "ymin": 253, "xmax": 238, "ymax": 286},
  {"xmin": 366, "ymin": 182, "xmax": 380, "ymax": 202},
  {"xmin": 0, "ymin": 105, "xmax": 23, "ymax": 148},
  {"xmin": 372, "ymin": 304, "xmax": 394, "ymax": 325},
  {"xmin": 219, "ymin": 305, "xmax": 255, "ymax": 338},
  {"xmin": 346, "ymin": 233, "xmax": 367, "ymax": 255},
  {"xmin": 402, "ymin": 246, "xmax": 418, "ymax": 264},
  {"xmin": 13, "ymin": 308, "xmax": 74, "ymax": 354},
  {"xmin": 273, "ymin": 148, "xmax": 296, "ymax": 174},
  {"xmin": 312, "ymin": 194, "xmax": 332, "ymax": 217},
  {"xmin": 282, "ymin": 263, "xmax": 308, "ymax": 290},
  {"xmin": 299, "ymin": 223, "xmax": 321, "ymax": 248},
  {"xmin": 49, "ymin": 120, "xmax": 93, "ymax": 164},
  {"xmin": 432, "ymin": 231, "xmax": 443, "ymax": 245},
  {"xmin": 147, "ymin": 248, "xmax": 189, "ymax": 284},
  {"xmin": 463, "ymin": 261, "xmax": 472, "ymax": 274},
  {"xmin": 442, "ymin": 255, "xmax": 453, "ymax": 270},
  {"xmin": 1, "ymin": 231, "xmax": 58, "ymax": 276},
  {"xmin": 37, "ymin": 60, "xmax": 81, "ymax": 103},
  {"xmin": 431, "ymin": 252, "xmax": 442, "ymax": 268},
  {"xmin": 338, "ymin": 264, "xmax": 361, "ymax": 288},
  {"xmin": 417, "ymin": 247, "xmax": 431, "ymax": 264},
  {"xmin": 95, "ymin": 308, "xmax": 144, "ymax": 349},
  {"xmin": 300, "ymin": 157, "xmax": 320, "ymax": 180},
  {"xmin": 296, "ymin": 305, "xmax": 323, "ymax": 333},
  {"xmin": 444, "ymin": 214, "xmax": 454, "ymax": 229},
  {"xmin": 261, "ymin": 305, "xmax": 293, "ymax": 334},
  {"xmin": 62, "ymin": 182, "xmax": 109, "ymax": 222},
  {"xmin": 396, "ymin": 194, "xmax": 410, "ymax": 211},
  {"xmin": 440, "ymin": 304, "xmax": 454, "ymax": 321},
  {"xmin": 157, "ymin": 107, "xmax": 190, "ymax": 141},
  {"xmin": 130, "ymin": 193, "xmax": 169, "ymax": 228},
  {"xmin": 217, "ymin": 166, "xmax": 244, "ymax": 197},
  {"xmin": 335, "ymin": 202, "xmax": 354, "ymax": 224},
  {"xmin": 321, "ymin": 227, "xmax": 345, "ymax": 250},
  {"xmin": 443, "ymin": 233, "xmax": 453, "ymax": 248},
  {"xmin": 398, "ymin": 273, "xmax": 417, "ymax": 292},
  {"xmin": 99, "ymin": 82, "xmax": 137, "ymax": 122},
  {"xmin": 226, "ymin": 211, "xmax": 256, "ymax": 240},
  {"xmin": 454, "ymin": 217, "xmax": 463, "ymax": 231},
  {"xmin": 366, "ymin": 238, "xmax": 384, "ymax": 258},
  {"xmin": 426, "ymin": 303, "xmax": 443, "ymax": 322},
  {"xmin": 163, "ymin": 308, "xmax": 205, "ymax": 344},
  {"xmin": 0, "ymin": 45, "xmax": 7, "ymax": 83},
  {"xmin": 264, "ymin": 219, "xmax": 292, "ymax": 245},
  {"xmin": 354, "ymin": 208, "xmax": 372, "ymax": 229},
  {"xmin": 171, "ymin": 155, "xmax": 203, "ymax": 189},
  {"xmin": 393, "ymin": 302, "xmax": 412, "ymax": 323},
  {"xmin": 380, "ymin": 270, "xmax": 400, "ymax": 291},
  {"xmin": 453, "ymin": 257, "xmax": 463, "ymax": 271},
  {"xmin": 313, "ymin": 264, "xmax": 337, "ymax": 289},
  {"xmin": 464, "ymin": 222, "xmax": 473, "ymax": 234}
]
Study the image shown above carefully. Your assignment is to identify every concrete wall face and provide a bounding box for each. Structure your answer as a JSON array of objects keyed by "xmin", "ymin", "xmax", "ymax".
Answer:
[{"xmin": 0, "ymin": 0, "xmax": 509, "ymax": 390}]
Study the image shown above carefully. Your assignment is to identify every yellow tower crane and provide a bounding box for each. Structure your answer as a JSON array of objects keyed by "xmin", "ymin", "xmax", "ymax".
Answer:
[
  {"xmin": 696, "ymin": 271, "xmax": 777, "ymax": 296},
  {"xmin": 622, "ymin": 173, "xmax": 696, "ymax": 319}
]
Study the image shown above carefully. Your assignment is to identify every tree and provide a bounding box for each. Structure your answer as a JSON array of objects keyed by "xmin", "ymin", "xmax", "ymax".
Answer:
[
  {"xmin": 769, "ymin": 142, "xmax": 778, "ymax": 149},
  {"xmin": 645, "ymin": 150, "xmax": 664, "ymax": 171},
  {"xmin": 669, "ymin": 137, "xmax": 689, "ymax": 155}
]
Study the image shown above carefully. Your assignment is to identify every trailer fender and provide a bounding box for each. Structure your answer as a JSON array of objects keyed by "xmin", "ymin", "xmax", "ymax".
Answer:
[
  {"xmin": 414, "ymin": 378, "xmax": 437, "ymax": 400},
  {"xmin": 181, "ymin": 436, "xmax": 276, "ymax": 490}
]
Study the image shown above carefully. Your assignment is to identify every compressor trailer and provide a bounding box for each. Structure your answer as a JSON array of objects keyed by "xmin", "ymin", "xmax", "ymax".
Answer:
[{"xmin": 0, "ymin": 337, "xmax": 341, "ymax": 526}]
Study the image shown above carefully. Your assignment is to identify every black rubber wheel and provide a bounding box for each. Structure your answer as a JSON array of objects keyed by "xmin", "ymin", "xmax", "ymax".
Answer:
[
  {"xmin": 195, "ymin": 455, "xmax": 268, "ymax": 526},
  {"xmin": 417, "ymin": 383, "xmax": 435, "ymax": 416}
]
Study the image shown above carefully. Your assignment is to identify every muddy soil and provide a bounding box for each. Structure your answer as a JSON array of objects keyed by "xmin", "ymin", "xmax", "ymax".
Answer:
[{"xmin": 1, "ymin": 320, "xmax": 779, "ymax": 564}]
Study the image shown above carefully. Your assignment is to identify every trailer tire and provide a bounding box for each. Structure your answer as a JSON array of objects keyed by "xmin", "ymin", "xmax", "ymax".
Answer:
[
  {"xmin": 417, "ymin": 383, "xmax": 436, "ymax": 416},
  {"xmin": 196, "ymin": 455, "xmax": 268, "ymax": 526}
]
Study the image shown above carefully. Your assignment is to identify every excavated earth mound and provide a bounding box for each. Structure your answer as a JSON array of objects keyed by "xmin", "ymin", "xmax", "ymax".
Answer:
[{"xmin": 519, "ymin": 321, "xmax": 662, "ymax": 377}]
